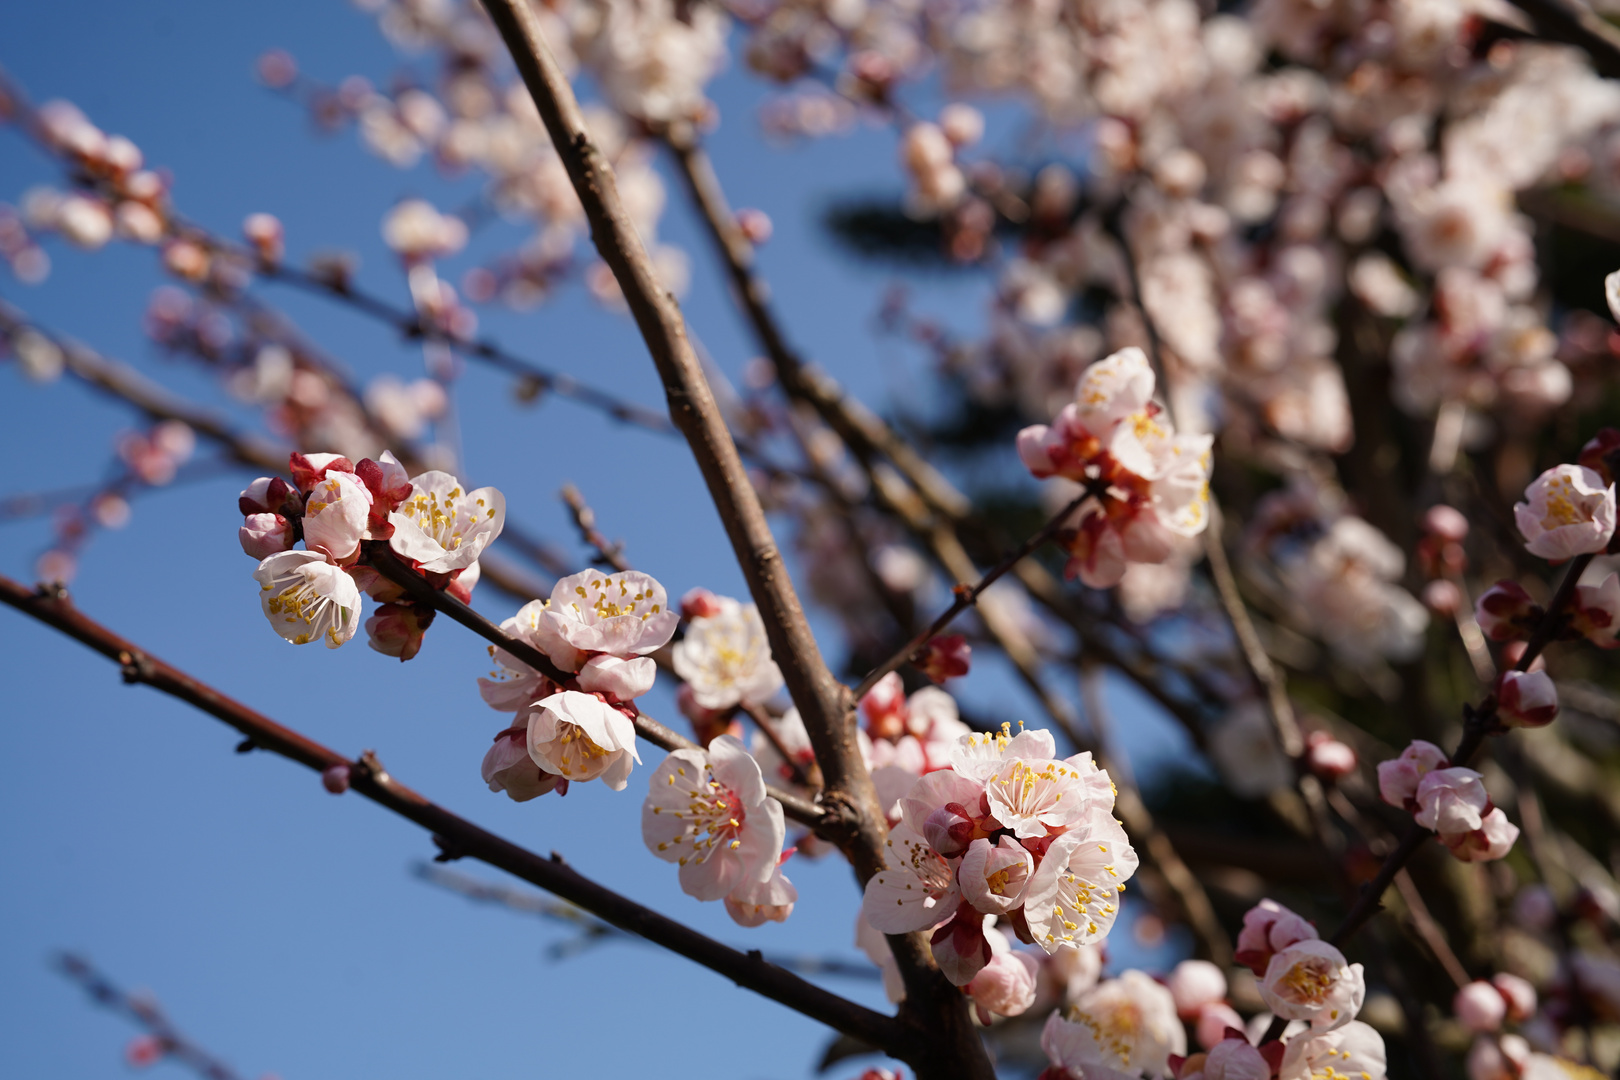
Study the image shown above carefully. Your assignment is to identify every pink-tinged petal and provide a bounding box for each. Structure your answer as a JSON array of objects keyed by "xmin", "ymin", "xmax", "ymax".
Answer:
[{"xmin": 576, "ymin": 654, "xmax": 657, "ymax": 702}]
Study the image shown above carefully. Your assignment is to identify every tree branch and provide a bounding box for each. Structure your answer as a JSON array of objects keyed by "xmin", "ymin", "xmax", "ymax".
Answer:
[
  {"xmin": 1, "ymin": 576, "xmax": 907, "ymax": 1055},
  {"xmin": 474, "ymin": 10, "xmax": 989, "ymax": 1071}
]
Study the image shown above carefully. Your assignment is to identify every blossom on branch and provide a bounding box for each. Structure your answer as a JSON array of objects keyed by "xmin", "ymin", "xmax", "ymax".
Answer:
[
  {"xmin": 252, "ymin": 550, "xmax": 361, "ymax": 648},
  {"xmin": 527, "ymin": 689, "xmax": 640, "ymax": 790},
  {"xmin": 1259, "ymin": 939, "xmax": 1366, "ymax": 1032},
  {"xmin": 388, "ymin": 469, "xmax": 504, "ymax": 574},
  {"xmin": 670, "ymin": 592, "xmax": 784, "ymax": 710},
  {"xmin": 1514, "ymin": 464, "xmax": 1615, "ymax": 561}
]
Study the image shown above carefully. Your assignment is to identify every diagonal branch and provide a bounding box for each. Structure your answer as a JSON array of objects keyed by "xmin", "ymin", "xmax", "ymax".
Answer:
[
  {"xmin": 474, "ymin": 8, "xmax": 990, "ymax": 1073},
  {"xmin": 0, "ymin": 575, "xmax": 907, "ymax": 1055},
  {"xmin": 851, "ymin": 483, "xmax": 1101, "ymax": 701}
]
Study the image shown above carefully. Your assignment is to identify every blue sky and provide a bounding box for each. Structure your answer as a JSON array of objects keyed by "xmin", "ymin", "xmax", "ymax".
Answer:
[{"xmin": 0, "ymin": 3, "xmax": 1195, "ymax": 1077}]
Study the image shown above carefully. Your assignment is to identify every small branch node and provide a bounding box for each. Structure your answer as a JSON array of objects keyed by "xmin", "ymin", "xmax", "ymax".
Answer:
[{"xmin": 234, "ymin": 738, "xmax": 258, "ymax": 754}]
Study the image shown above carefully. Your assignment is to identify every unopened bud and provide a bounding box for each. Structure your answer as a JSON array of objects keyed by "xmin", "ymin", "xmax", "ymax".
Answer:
[
  {"xmin": 1498, "ymin": 669, "xmax": 1558, "ymax": 728},
  {"xmin": 736, "ymin": 208, "xmax": 773, "ymax": 245},
  {"xmin": 1306, "ymin": 732, "xmax": 1358, "ymax": 780},
  {"xmin": 1455, "ymin": 980, "xmax": 1506, "ymax": 1033},
  {"xmin": 243, "ymin": 212, "xmax": 284, "ymax": 262},
  {"xmin": 322, "ymin": 764, "xmax": 351, "ymax": 794},
  {"xmin": 1475, "ymin": 581, "xmax": 1542, "ymax": 642},
  {"xmin": 680, "ymin": 586, "xmax": 724, "ymax": 621},
  {"xmin": 1578, "ymin": 428, "xmax": 1620, "ymax": 485},
  {"xmin": 1423, "ymin": 579, "xmax": 1462, "ymax": 616},
  {"xmin": 125, "ymin": 1035, "xmax": 165, "ymax": 1067},
  {"xmin": 1492, "ymin": 973, "xmax": 1536, "ymax": 1021},
  {"xmin": 924, "ymin": 802, "xmax": 975, "ymax": 858},
  {"xmin": 1424, "ymin": 504, "xmax": 1470, "ymax": 542},
  {"xmin": 916, "ymin": 634, "xmax": 971, "ymax": 683}
]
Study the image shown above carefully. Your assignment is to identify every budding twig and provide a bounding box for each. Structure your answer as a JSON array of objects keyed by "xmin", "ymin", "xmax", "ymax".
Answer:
[
  {"xmin": 0, "ymin": 576, "xmax": 904, "ymax": 1054},
  {"xmin": 54, "ymin": 953, "xmax": 254, "ymax": 1080},
  {"xmin": 850, "ymin": 483, "xmax": 1103, "ymax": 701},
  {"xmin": 560, "ymin": 483, "xmax": 631, "ymax": 573}
]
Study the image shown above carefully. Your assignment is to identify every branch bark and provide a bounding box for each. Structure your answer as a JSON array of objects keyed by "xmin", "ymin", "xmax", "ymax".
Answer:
[
  {"xmin": 473, "ymin": 7, "xmax": 989, "ymax": 1073},
  {"xmin": 0, "ymin": 576, "xmax": 907, "ymax": 1055}
]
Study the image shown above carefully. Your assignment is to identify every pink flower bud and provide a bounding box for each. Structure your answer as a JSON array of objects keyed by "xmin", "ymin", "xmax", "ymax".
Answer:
[
  {"xmin": 861, "ymin": 671, "xmax": 909, "ymax": 741},
  {"xmin": 240, "ymin": 513, "xmax": 295, "ymax": 559},
  {"xmin": 1572, "ymin": 572, "xmax": 1620, "ymax": 647},
  {"xmin": 1455, "ymin": 980, "xmax": 1506, "ymax": 1032},
  {"xmin": 321, "ymin": 764, "xmax": 351, "ymax": 794},
  {"xmin": 1492, "ymin": 973, "xmax": 1536, "ymax": 1021},
  {"xmin": 736, "ymin": 208, "xmax": 773, "ymax": 244},
  {"xmin": 966, "ymin": 949, "xmax": 1039, "ymax": 1022},
  {"xmin": 1305, "ymin": 733, "xmax": 1358, "ymax": 780},
  {"xmin": 1168, "ymin": 959, "xmax": 1227, "ymax": 1018},
  {"xmin": 1423, "ymin": 579, "xmax": 1462, "ymax": 616},
  {"xmin": 1424, "ymin": 504, "xmax": 1470, "ymax": 542},
  {"xmin": 125, "ymin": 1034, "xmax": 165, "ymax": 1067},
  {"xmin": 364, "ymin": 602, "xmax": 435, "ymax": 661},
  {"xmin": 916, "ymin": 634, "xmax": 971, "ymax": 683},
  {"xmin": 243, "ymin": 212, "xmax": 284, "ymax": 262},
  {"xmin": 1377, "ymin": 740, "xmax": 1449, "ymax": 811},
  {"xmin": 940, "ymin": 103, "xmax": 985, "ymax": 147},
  {"xmin": 679, "ymin": 586, "xmax": 724, "ymax": 620},
  {"xmin": 1195, "ymin": 1002, "xmax": 1246, "ymax": 1050},
  {"xmin": 161, "ymin": 238, "xmax": 209, "ymax": 282},
  {"xmin": 481, "ymin": 728, "xmax": 564, "ymax": 802},
  {"xmin": 924, "ymin": 802, "xmax": 976, "ymax": 858},
  {"xmin": 257, "ymin": 49, "xmax": 298, "ymax": 89},
  {"xmin": 238, "ymin": 476, "xmax": 301, "ymax": 517},
  {"xmin": 930, "ymin": 905, "xmax": 991, "ymax": 986},
  {"xmin": 1475, "ymin": 580, "xmax": 1542, "ymax": 642},
  {"xmin": 1443, "ymin": 806, "xmax": 1519, "ymax": 863},
  {"xmin": 1234, "ymin": 898, "xmax": 1318, "ymax": 977},
  {"xmin": 287, "ymin": 452, "xmax": 356, "ymax": 494},
  {"xmin": 1578, "ymin": 427, "xmax": 1620, "ymax": 486},
  {"xmin": 1498, "ymin": 669, "xmax": 1558, "ymax": 728},
  {"xmin": 576, "ymin": 654, "xmax": 657, "ymax": 702}
]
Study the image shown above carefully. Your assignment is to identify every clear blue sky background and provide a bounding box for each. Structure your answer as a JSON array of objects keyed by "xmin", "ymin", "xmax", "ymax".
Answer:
[{"xmin": 0, "ymin": 3, "xmax": 1196, "ymax": 1077}]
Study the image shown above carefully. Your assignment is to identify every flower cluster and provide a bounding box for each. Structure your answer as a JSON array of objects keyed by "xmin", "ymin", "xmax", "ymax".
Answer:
[
  {"xmin": 478, "ymin": 569, "xmax": 677, "ymax": 796},
  {"xmin": 1378, "ymin": 740, "xmax": 1519, "ymax": 862},
  {"xmin": 238, "ymin": 451, "xmax": 501, "ymax": 654},
  {"xmin": 860, "ymin": 724, "xmax": 1136, "ymax": 1021},
  {"xmin": 1018, "ymin": 347, "xmax": 1213, "ymax": 588}
]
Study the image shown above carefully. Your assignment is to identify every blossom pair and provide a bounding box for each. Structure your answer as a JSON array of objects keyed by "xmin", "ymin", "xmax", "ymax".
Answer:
[
  {"xmin": 1378, "ymin": 741, "xmax": 1520, "ymax": 862},
  {"xmin": 480, "ymin": 569, "xmax": 678, "ymax": 796},
  {"xmin": 1017, "ymin": 347, "xmax": 1213, "ymax": 588}
]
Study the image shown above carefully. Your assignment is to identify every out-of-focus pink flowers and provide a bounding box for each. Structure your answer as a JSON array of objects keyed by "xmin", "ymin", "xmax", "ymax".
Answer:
[
  {"xmin": 1514, "ymin": 464, "xmax": 1615, "ymax": 560},
  {"xmin": 1455, "ymin": 980, "xmax": 1507, "ymax": 1033},
  {"xmin": 671, "ymin": 592, "xmax": 783, "ymax": 710}
]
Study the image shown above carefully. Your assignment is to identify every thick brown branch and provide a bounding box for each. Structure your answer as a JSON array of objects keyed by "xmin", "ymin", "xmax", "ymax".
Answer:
[
  {"xmin": 0, "ymin": 576, "xmax": 905, "ymax": 1054},
  {"xmin": 474, "ymin": 9, "xmax": 988, "ymax": 1071}
]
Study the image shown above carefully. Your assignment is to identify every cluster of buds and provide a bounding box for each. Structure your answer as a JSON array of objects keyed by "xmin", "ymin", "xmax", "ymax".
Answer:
[
  {"xmin": 25, "ymin": 100, "xmax": 168, "ymax": 258},
  {"xmin": 1378, "ymin": 741, "xmax": 1520, "ymax": 862},
  {"xmin": 860, "ymin": 724, "xmax": 1137, "ymax": 1022},
  {"xmin": 898, "ymin": 104, "xmax": 983, "ymax": 216},
  {"xmin": 238, "ymin": 451, "xmax": 501, "ymax": 653},
  {"xmin": 478, "ymin": 569, "xmax": 677, "ymax": 798},
  {"xmin": 1017, "ymin": 348, "xmax": 1213, "ymax": 589}
]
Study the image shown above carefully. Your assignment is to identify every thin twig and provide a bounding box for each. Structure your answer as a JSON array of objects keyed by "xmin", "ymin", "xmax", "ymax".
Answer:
[
  {"xmin": 560, "ymin": 483, "xmax": 631, "ymax": 573},
  {"xmin": 0, "ymin": 576, "xmax": 905, "ymax": 1055},
  {"xmin": 1392, "ymin": 870, "xmax": 1471, "ymax": 990},
  {"xmin": 54, "ymin": 954, "xmax": 252, "ymax": 1080},
  {"xmin": 850, "ymin": 484, "xmax": 1100, "ymax": 701}
]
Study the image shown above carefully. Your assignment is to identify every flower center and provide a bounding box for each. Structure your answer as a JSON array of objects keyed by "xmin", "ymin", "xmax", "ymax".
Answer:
[
  {"xmin": 1277, "ymin": 957, "xmax": 1336, "ymax": 1005},
  {"xmin": 402, "ymin": 486, "xmax": 484, "ymax": 550}
]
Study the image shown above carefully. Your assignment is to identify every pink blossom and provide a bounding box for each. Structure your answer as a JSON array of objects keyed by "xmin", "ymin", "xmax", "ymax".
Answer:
[
  {"xmin": 1187, "ymin": 1037, "xmax": 1272, "ymax": 1080},
  {"xmin": 478, "ymin": 600, "xmax": 560, "ymax": 713},
  {"xmin": 1259, "ymin": 939, "xmax": 1366, "ymax": 1031},
  {"xmin": 1498, "ymin": 670, "xmax": 1558, "ymax": 729},
  {"xmin": 527, "ymin": 690, "xmax": 640, "ymax": 790},
  {"xmin": 301, "ymin": 469, "xmax": 373, "ymax": 563},
  {"xmin": 240, "ymin": 513, "xmax": 295, "ymax": 559},
  {"xmin": 725, "ymin": 857, "xmax": 797, "ymax": 927},
  {"xmin": 1046, "ymin": 970, "xmax": 1186, "ymax": 1076},
  {"xmin": 861, "ymin": 671, "xmax": 910, "ymax": 740},
  {"xmin": 243, "ymin": 212, "xmax": 284, "ymax": 262},
  {"xmin": 1415, "ymin": 767, "xmax": 1491, "ymax": 835},
  {"xmin": 1169, "ymin": 959, "xmax": 1228, "ymax": 1019},
  {"xmin": 287, "ymin": 453, "xmax": 355, "ymax": 494},
  {"xmin": 1424, "ymin": 504, "xmax": 1471, "ymax": 542},
  {"xmin": 1455, "ymin": 980, "xmax": 1507, "ymax": 1033},
  {"xmin": 354, "ymin": 452, "xmax": 413, "ymax": 539},
  {"xmin": 575, "ymin": 654, "xmax": 657, "ymax": 702},
  {"xmin": 1023, "ymin": 812, "xmax": 1139, "ymax": 951},
  {"xmin": 1514, "ymin": 464, "xmax": 1615, "ymax": 560},
  {"xmin": 253, "ymin": 550, "xmax": 361, "ymax": 648},
  {"xmin": 388, "ymin": 469, "xmax": 504, "ymax": 574},
  {"xmin": 532, "ymin": 569, "xmax": 678, "ymax": 673},
  {"xmin": 482, "ymin": 726, "xmax": 565, "ymax": 802},
  {"xmin": 1376, "ymin": 740, "xmax": 1450, "ymax": 812},
  {"xmin": 860, "ymin": 822, "xmax": 961, "ymax": 933},
  {"xmin": 1275, "ymin": 1020, "xmax": 1386, "ymax": 1080},
  {"xmin": 1235, "ymin": 898, "xmax": 1319, "ymax": 976},
  {"xmin": 642, "ymin": 735, "xmax": 785, "ymax": 903},
  {"xmin": 960, "ymin": 836, "xmax": 1035, "ymax": 914},
  {"xmin": 679, "ymin": 586, "xmax": 724, "ymax": 620},
  {"xmin": 966, "ymin": 949, "xmax": 1039, "ymax": 1022},
  {"xmin": 916, "ymin": 634, "xmax": 971, "ymax": 683},
  {"xmin": 670, "ymin": 594, "xmax": 783, "ymax": 709}
]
